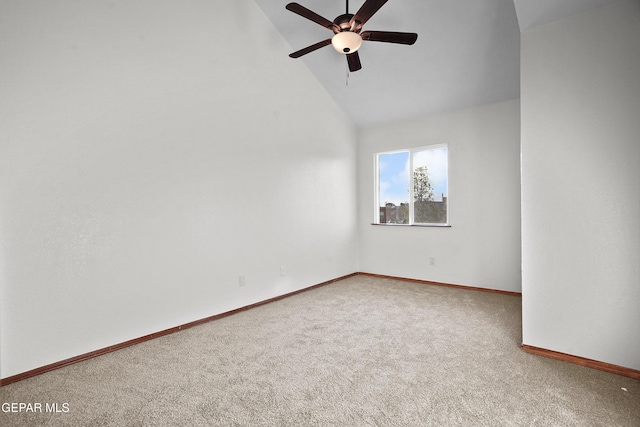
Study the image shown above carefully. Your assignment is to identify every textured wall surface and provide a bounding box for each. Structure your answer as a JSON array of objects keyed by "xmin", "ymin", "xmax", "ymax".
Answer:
[
  {"xmin": 0, "ymin": 0, "xmax": 357, "ymax": 378},
  {"xmin": 521, "ymin": 0, "xmax": 640, "ymax": 370},
  {"xmin": 357, "ymin": 100, "xmax": 522, "ymax": 293}
]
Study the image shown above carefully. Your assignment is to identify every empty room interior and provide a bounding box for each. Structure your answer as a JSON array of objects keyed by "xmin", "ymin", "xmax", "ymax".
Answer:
[{"xmin": 1, "ymin": 0, "xmax": 639, "ymax": 425}]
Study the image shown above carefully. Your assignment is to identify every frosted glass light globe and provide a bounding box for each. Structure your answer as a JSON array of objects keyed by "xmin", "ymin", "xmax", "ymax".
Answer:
[{"xmin": 331, "ymin": 31, "xmax": 362, "ymax": 54}]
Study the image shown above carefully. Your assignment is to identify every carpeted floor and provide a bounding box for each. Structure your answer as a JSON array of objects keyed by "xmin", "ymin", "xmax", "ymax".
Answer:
[{"xmin": 1, "ymin": 275, "xmax": 638, "ymax": 426}]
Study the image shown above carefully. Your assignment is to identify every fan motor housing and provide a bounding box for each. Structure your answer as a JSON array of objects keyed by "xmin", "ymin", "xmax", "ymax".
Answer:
[{"xmin": 333, "ymin": 13, "xmax": 356, "ymax": 32}]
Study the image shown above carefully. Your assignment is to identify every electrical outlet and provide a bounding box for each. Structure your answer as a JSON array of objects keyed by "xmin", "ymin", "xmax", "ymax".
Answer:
[
  {"xmin": 280, "ymin": 266, "xmax": 286, "ymax": 276},
  {"xmin": 239, "ymin": 275, "xmax": 246, "ymax": 286},
  {"xmin": 429, "ymin": 257, "xmax": 436, "ymax": 266}
]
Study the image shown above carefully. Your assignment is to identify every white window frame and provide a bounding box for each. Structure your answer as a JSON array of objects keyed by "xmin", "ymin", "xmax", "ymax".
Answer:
[{"xmin": 374, "ymin": 144, "xmax": 449, "ymax": 226}]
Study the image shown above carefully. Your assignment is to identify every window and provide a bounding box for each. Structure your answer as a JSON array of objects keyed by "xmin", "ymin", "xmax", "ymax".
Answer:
[{"xmin": 374, "ymin": 144, "xmax": 449, "ymax": 225}]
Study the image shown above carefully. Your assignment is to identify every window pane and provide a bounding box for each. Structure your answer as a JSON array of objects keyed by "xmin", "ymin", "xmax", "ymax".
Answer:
[
  {"xmin": 413, "ymin": 146, "xmax": 448, "ymax": 224},
  {"xmin": 378, "ymin": 151, "xmax": 409, "ymax": 224}
]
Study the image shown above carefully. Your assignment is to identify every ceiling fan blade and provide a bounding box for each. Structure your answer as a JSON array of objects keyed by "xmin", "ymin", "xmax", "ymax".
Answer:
[
  {"xmin": 350, "ymin": 0, "xmax": 388, "ymax": 31},
  {"xmin": 360, "ymin": 31, "xmax": 418, "ymax": 45},
  {"xmin": 347, "ymin": 51, "xmax": 362, "ymax": 72},
  {"xmin": 286, "ymin": 3, "xmax": 339, "ymax": 33},
  {"xmin": 289, "ymin": 39, "xmax": 332, "ymax": 58}
]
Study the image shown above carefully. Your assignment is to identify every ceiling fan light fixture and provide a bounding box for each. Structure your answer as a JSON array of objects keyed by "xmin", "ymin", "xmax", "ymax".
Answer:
[{"xmin": 331, "ymin": 31, "xmax": 362, "ymax": 54}]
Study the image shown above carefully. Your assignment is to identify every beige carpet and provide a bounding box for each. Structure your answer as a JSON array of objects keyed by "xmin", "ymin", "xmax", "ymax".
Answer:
[{"xmin": 1, "ymin": 275, "xmax": 638, "ymax": 426}]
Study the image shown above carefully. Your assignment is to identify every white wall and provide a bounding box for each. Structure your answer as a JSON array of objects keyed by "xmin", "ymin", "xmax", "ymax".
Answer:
[
  {"xmin": 358, "ymin": 100, "xmax": 522, "ymax": 293},
  {"xmin": 0, "ymin": 0, "xmax": 358, "ymax": 379},
  {"xmin": 521, "ymin": 0, "xmax": 640, "ymax": 370}
]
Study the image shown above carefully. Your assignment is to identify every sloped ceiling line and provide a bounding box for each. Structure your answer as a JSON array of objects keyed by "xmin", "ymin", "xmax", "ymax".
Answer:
[{"xmin": 254, "ymin": 0, "xmax": 620, "ymax": 128}]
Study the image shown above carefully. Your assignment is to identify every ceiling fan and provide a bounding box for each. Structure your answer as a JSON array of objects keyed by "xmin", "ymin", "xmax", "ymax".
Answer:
[{"xmin": 286, "ymin": 0, "xmax": 418, "ymax": 72}]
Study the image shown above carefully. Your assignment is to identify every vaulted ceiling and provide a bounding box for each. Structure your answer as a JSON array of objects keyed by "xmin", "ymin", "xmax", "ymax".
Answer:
[{"xmin": 254, "ymin": 0, "xmax": 622, "ymax": 128}]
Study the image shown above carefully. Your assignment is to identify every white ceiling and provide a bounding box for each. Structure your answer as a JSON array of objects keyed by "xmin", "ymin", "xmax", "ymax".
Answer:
[
  {"xmin": 512, "ymin": 0, "xmax": 622, "ymax": 31},
  {"xmin": 254, "ymin": 0, "xmax": 622, "ymax": 128}
]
